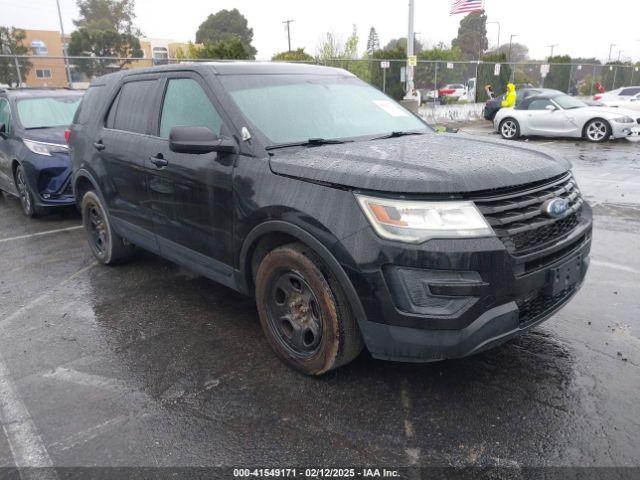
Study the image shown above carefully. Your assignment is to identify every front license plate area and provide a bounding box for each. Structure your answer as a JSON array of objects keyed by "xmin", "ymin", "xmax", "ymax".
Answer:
[{"xmin": 546, "ymin": 253, "xmax": 582, "ymax": 296}]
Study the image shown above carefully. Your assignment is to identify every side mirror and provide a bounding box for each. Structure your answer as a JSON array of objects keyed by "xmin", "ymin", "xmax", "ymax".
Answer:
[
  {"xmin": 545, "ymin": 105, "xmax": 556, "ymax": 112},
  {"xmin": 169, "ymin": 126, "xmax": 237, "ymax": 155}
]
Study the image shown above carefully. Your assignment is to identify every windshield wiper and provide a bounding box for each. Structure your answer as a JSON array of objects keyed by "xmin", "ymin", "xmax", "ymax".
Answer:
[
  {"xmin": 266, "ymin": 138, "xmax": 352, "ymax": 150},
  {"xmin": 371, "ymin": 130, "xmax": 426, "ymax": 141}
]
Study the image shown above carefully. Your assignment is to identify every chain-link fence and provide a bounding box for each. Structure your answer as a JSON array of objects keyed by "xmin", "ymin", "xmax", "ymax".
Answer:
[{"xmin": 2, "ymin": 54, "xmax": 639, "ymax": 104}]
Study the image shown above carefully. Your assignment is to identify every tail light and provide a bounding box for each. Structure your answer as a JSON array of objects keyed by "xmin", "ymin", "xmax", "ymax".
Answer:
[
  {"xmin": 64, "ymin": 129, "xmax": 71, "ymax": 144},
  {"xmin": 593, "ymin": 95, "xmax": 602, "ymax": 101}
]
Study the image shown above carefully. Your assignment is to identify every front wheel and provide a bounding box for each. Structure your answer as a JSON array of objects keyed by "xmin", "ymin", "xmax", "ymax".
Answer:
[
  {"xmin": 15, "ymin": 164, "xmax": 43, "ymax": 218},
  {"xmin": 255, "ymin": 243, "xmax": 363, "ymax": 375},
  {"xmin": 81, "ymin": 190, "xmax": 135, "ymax": 265},
  {"xmin": 584, "ymin": 119, "xmax": 611, "ymax": 143},
  {"xmin": 499, "ymin": 118, "xmax": 520, "ymax": 140}
]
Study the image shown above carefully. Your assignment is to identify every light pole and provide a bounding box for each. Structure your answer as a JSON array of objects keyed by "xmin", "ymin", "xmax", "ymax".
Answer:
[
  {"xmin": 282, "ymin": 19, "xmax": 294, "ymax": 52},
  {"xmin": 56, "ymin": 0, "xmax": 73, "ymax": 87},
  {"xmin": 404, "ymin": 0, "xmax": 416, "ymax": 99},
  {"xmin": 547, "ymin": 44, "xmax": 558, "ymax": 61},
  {"xmin": 507, "ymin": 34, "xmax": 518, "ymax": 62},
  {"xmin": 608, "ymin": 43, "xmax": 617, "ymax": 63},
  {"xmin": 486, "ymin": 21, "xmax": 501, "ymax": 50}
]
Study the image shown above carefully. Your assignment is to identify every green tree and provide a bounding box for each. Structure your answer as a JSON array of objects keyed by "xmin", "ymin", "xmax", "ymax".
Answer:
[
  {"xmin": 272, "ymin": 48, "xmax": 314, "ymax": 62},
  {"xmin": 490, "ymin": 42, "xmax": 529, "ymax": 62},
  {"xmin": 0, "ymin": 27, "xmax": 32, "ymax": 87},
  {"xmin": 544, "ymin": 55, "xmax": 572, "ymax": 92},
  {"xmin": 195, "ymin": 9, "xmax": 256, "ymax": 58},
  {"xmin": 477, "ymin": 52, "xmax": 511, "ymax": 102},
  {"xmin": 67, "ymin": 0, "xmax": 143, "ymax": 78},
  {"xmin": 317, "ymin": 26, "xmax": 370, "ymax": 84},
  {"xmin": 196, "ymin": 37, "xmax": 252, "ymax": 60},
  {"xmin": 371, "ymin": 44, "xmax": 406, "ymax": 100},
  {"xmin": 384, "ymin": 37, "xmax": 423, "ymax": 54},
  {"xmin": 451, "ymin": 12, "xmax": 488, "ymax": 60},
  {"xmin": 414, "ymin": 43, "xmax": 464, "ymax": 93},
  {"xmin": 366, "ymin": 27, "xmax": 380, "ymax": 55}
]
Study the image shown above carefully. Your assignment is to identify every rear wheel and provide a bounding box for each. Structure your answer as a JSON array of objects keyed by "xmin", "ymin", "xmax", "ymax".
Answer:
[
  {"xmin": 584, "ymin": 119, "xmax": 611, "ymax": 143},
  {"xmin": 499, "ymin": 118, "xmax": 520, "ymax": 140},
  {"xmin": 255, "ymin": 243, "xmax": 363, "ymax": 375},
  {"xmin": 15, "ymin": 164, "xmax": 43, "ymax": 218},
  {"xmin": 81, "ymin": 190, "xmax": 135, "ymax": 265}
]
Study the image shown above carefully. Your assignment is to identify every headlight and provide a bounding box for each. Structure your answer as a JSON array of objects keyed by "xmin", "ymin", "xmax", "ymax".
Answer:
[
  {"xmin": 23, "ymin": 139, "xmax": 67, "ymax": 156},
  {"xmin": 356, "ymin": 194, "xmax": 494, "ymax": 244},
  {"xmin": 612, "ymin": 116, "xmax": 634, "ymax": 123}
]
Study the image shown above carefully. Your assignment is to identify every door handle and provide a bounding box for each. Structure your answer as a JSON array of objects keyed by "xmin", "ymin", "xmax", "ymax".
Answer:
[
  {"xmin": 93, "ymin": 141, "xmax": 105, "ymax": 151},
  {"xmin": 149, "ymin": 154, "xmax": 168, "ymax": 168}
]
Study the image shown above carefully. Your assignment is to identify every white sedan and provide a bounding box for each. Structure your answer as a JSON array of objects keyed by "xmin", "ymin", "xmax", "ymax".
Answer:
[
  {"xmin": 494, "ymin": 93, "xmax": 640, "ymax": 142},
  {"xmin": 600, "ymin": 92, "xmax": 640, "ymax": 112}
]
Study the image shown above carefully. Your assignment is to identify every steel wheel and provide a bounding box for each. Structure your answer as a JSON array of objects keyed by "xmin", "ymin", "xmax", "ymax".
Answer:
[
  {"xmin": 266, "ymin": 270, "xmax": 323, "ymax": 357},
  {"xmin": 15, "ymin": 165, "xmax": 35, "ymax": 217},
  {"xmin": 585, "ymin": 119, "xmax": 610, "ymax": 142},
  {"xmin": 500, "ymin": 118, "xmax": 519, "ymax": 140},
  {"xmin": 87, "ymin": 201, "xmax": 108, "ymax": 256}
]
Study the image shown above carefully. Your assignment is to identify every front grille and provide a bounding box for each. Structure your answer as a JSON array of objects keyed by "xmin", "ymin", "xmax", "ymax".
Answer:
[
  {"xmin": 517, "ymin": 286, "xmax": 576, "ymax": 327},
  {"xmin": 473, "ymin": 173, "xmax": 583, "ymax": 256}
]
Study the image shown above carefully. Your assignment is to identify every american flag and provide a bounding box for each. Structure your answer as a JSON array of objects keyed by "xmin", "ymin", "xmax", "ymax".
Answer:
[{"xmin": 450, "ymin": 0, "xmax": 484, "ymax": 15}]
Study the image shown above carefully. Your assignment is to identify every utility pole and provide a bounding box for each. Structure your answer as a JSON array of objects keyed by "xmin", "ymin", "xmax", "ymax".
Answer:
[
  {"xmin": 608, "ymin": 43, "xmax": 617, "ymax": 63},
  {"xmin": 547, "ymin": 44, "xmax": 558, "ymax": 61},
  {"xmin": 56, "ymin": 0, "xmax": 73, "ymax": 87},
  {"xmin": 507, "ymin": 34, "xmax": 518, "ymax": 62},
  {"xmin": 282, "ymin": 19, "xmax": 294, "ymax": 52},
  {"xmin": 406, "ymin": 0, "xmax": 415, "ymax": 93}
]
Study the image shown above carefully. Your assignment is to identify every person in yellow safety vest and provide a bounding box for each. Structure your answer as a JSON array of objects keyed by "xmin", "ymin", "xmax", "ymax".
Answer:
[{"xmin": 501, "ymin": 83, "xmax": 516, "ymax": 108}]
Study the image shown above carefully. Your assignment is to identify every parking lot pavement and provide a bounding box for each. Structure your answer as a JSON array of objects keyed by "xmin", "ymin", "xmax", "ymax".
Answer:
[{"xmin": 0, "ymin": 132, "xmax": 639, "ymax": 472}]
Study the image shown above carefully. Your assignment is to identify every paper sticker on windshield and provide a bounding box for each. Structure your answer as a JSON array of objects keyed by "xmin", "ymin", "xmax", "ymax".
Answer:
[{"xmin": 373, "ymin": 100, "xmax": 409, "ymax": 117}]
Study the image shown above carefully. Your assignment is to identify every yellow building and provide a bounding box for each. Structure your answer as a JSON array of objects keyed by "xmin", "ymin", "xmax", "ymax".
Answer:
[{"xmin": 21, "ymin": 29, "xmax": 70, "ymax": 88}]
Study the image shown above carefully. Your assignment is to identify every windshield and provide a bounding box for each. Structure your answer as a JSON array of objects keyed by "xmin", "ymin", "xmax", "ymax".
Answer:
[
  {"xmin": 220, "ymin": 75, "xmax": 428, "ymax": 145},
  {"xmin": 553, "ymin": 95, "xmax": 587, "ymax": 110},
  {"xmin": 17, "ymin": 96, "xmax": 82, "ymax": 129}
]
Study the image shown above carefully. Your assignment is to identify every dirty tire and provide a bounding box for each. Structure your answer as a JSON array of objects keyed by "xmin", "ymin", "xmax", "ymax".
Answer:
[
  {"xmin": 583, "ymin": 118, "xmax": 611, "ymax": 143},
  {"xmin": 499, "ymin": 118, "xmax": 520, "ymax": 140},
  {"xmin": 255, "ymin": 243, "xmax": 363, "ymax": 375},
  {"xmin": 81, "ymin": 190, "xmax": 135, "ymax": 265}
]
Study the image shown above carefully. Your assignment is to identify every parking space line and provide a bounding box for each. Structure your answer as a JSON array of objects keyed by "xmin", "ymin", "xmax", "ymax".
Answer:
[
  {"xmin": 0, "ymin": 226, "xmax": 83, "ymax": 244},
  {"xmin": 42, "ymin": 368, "xmax": 132, "ymax": 395},
  {"xmin": 0, "ymin": 353, "xmax": 57, "ymax": 479},
  {"xmin": 591, "ymin": 259, "xmax": 640, "ymax": 276}
]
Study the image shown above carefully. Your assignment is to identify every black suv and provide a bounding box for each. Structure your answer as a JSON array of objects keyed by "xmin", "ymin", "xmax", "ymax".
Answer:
[{"xmin": 69, "ymin": 63, "xmax": 592, "ymax": 375}]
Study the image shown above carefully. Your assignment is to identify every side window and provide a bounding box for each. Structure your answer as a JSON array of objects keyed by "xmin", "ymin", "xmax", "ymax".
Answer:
[
  {"xmin": 528, "ymin": 99, "xmax": 553, "ymax": 110},
  {"xmin": 75, "ymin": 85, "xmax": 104, "ymax": 125},
  {"xmin": 110, "ymin": 79, "xmax": 158, "ymax": 134},
  {"xmin": 105, "ymin": 90, "xmax": 121, "ymax": 129},
  {"xmin": 0, "ymin": 99, "xmax": 10, "ymax": 132},
  {"xmin": 159, "ymin": 78, "xmax": 223, "ymax": 139},
  {"xmin": 620, "ymin": 87, "xmax": 640, "ymax": 96}
]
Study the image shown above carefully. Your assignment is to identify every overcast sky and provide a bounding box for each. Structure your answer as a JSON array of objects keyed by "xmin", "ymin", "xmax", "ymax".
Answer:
[{"xmin": 2, "ymin": 0, "xmax": 639, "ymax": 62}]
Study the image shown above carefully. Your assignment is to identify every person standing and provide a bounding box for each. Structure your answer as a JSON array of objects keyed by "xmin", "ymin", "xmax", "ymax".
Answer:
[{"xmin": 501, "ymin": 83, "xmax": 517, "ymax": 108}]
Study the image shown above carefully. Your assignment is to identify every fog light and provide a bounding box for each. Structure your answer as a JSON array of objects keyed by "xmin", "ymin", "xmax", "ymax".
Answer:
[{"xmin": 42, "ymin": 193, "xmax": 50, "ymax": 199}]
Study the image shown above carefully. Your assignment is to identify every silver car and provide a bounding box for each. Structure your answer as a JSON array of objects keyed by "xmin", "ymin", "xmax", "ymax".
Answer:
[{"xmin": 494, "ymin": 93, "xmax": 640, "ymax": 142}]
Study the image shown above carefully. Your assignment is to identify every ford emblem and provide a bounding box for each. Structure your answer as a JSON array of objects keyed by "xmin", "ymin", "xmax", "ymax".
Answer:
[{"xmin": 542, "ymin": 198, "xmax": 569, "ymax": 218}]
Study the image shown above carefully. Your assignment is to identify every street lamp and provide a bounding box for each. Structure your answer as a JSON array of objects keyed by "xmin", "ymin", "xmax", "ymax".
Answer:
[
  {"xmin": 486, "ymin": 21, "xmax": 501, "ymax": 50},
  {"xmin": 608, "ymin": 43, "xmax": 617, "ymax": 63},
  {"xmin": 547, "ymin": 44, "xmax": 558, "ymax": 61},
  {"xmin": 508, "ymin": 34, "xmax": 518, "ymax": 62}
]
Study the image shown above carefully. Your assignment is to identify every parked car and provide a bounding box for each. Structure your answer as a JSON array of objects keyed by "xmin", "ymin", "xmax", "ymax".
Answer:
[
  {"xmin": 600, "ymin": 91, "xmax": 640, "ymax": 112},
  {"xmin": 438, "ymin": 83, "xmax": 467, "ymax": 99},
  {"xmin": 0, "ymin": 88, "xmax": 83, "ymax": 217},
  {"xmin": 494, "ymin": 92, "xmax": 640, "ymax": 142},
  {"xmin": 70, "ymin": 63, "xmax": 592, "ymax": 375},
  {"xmin": 593, "ymin": 86, "xmax": 640, "ymax": 102},
  {"xmin": 483, "ymin": 88, "xmax": 562, "ymax": 121}
]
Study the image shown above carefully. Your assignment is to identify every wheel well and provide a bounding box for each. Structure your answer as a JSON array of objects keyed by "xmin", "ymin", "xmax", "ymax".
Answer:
[
  {"xmin": 582, "ymin": 118, "xmax": 610, "ymax": 137},
  {"xmin": 246, "ymin": 232, "xmax": 299, "ymax": 292},
  {"xmin": 74, "ymin": 175, "xmax": 95, "ymax": 202},
  {"xmin": 11, "ymin": 160, "xmax": 20, "ymax": 181}
]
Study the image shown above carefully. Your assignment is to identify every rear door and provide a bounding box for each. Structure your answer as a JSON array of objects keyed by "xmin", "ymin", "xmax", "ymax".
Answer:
[
  {"xmin": 145, "ymin": 73, "xmax": 237, "ymax": 272},
  {"xmin": 95, "ymin": 76, "xmax": 162, "ymax": 248},
  {"xmin": 0, "ymin": 97, "xmax": 13, "ymax": 191}
]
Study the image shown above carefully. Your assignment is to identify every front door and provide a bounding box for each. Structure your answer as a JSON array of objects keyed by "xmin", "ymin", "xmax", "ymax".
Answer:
[
  {"xmin": 526, "ymin": 99, "xmax": 567, "ymax": 136},
  {"xmin": 94, "ymin": 77, "xmax": 162, "ymax": 247},
  {"xmin": 0, "ymin": 98, "xmax": 14, "ymax": 192},
  {"xmin": 146, "ymin": 75, "xmax": 236, "ymax": 270}
]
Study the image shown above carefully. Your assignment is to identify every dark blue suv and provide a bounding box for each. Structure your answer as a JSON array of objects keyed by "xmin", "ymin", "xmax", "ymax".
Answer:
[{"xmin": 0, "ymin": 88, "xmax": 83, "ymax": 217}]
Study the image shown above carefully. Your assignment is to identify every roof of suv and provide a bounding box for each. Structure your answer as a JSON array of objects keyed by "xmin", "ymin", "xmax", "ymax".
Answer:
[
  {"xmin": 91, "ymin": 61, "xmax": 354, "ymax": 85},
  {"xmin": 1, "ymin": 88, "xmax": 84, "ymax": 99}
]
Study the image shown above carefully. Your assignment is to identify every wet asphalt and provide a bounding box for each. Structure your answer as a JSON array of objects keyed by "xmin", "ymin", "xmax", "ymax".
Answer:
[{"xmin": 0, "ymin": 128, "xmax": 639, "ymax": 474}]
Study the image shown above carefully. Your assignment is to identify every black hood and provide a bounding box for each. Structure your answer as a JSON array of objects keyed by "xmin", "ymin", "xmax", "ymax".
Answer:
[
  {"xmin": 268, "ymin": 133, "xmax": 571, "ymax": 194},
  {"xmin": 22, "ymin": 126, "xmax": 68, "ymax": 145}
]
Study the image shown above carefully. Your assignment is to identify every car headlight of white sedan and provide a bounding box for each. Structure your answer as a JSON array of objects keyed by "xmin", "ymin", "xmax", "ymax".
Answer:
[{"xmin": 611, "ymin": 116, "xmax": 635, "ymax": 123}]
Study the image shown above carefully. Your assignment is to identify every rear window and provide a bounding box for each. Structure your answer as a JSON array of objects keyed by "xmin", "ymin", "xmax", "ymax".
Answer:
[
  {"xmin": 74, "ymin": 86, "xmax": 101, "ymax": 124},
  {"xmin": 108, "ymin": 79, "xmax": 158, "ymax": 134},
  {"xmin": 16, "ymin": 96, "xmax": 81, "ymax": 129}
]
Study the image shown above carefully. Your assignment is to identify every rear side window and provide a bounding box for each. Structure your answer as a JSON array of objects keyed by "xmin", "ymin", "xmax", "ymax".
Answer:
[
  {"xmin": 159, "ymin": 78, "xmax": 223, "ymax": 138},
  {"xmin": 620, "ymin": 87, "xmax": 640, "ymax": 96},
  {"xmin": 110, "ymin": 79, "xmax": 158, "ymax": 134},
  {"xmin": 75, "ymin": 86, "xmax": 102, "ymax": 124},
  {"xmin": 528, "ymin": 99, "xmax": 553, "ymax": 110},
  {"xmin": 0, "ymin": 98, "xmax": 10, "ymax": 132}
]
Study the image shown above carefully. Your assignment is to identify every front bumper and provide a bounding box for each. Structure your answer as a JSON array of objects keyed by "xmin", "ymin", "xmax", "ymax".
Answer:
[
  {"xmin": 611, "ymin": 121, "xmax": 640, "ymax": 138},
  {"xmin": 20, "ymin": 151, "xmax": 75, "ymax": 207},
  {"xmin": 341, "ymin": 205, "xmax": 592, "ymax": 362}
]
